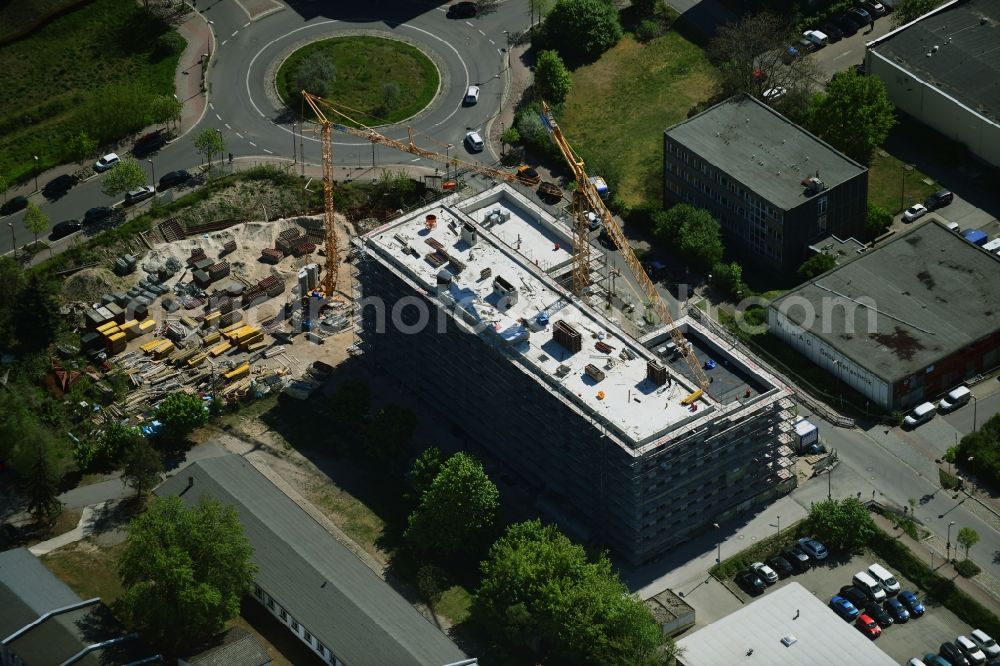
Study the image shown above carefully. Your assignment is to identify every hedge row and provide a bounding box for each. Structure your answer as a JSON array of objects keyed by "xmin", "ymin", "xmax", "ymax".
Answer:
[{"xmin": 711, "ymin": 521, "xmax": 810, "ymax": 580}]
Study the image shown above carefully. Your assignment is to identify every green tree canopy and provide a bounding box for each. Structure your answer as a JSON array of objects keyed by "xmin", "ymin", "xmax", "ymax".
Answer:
[
  {"xmin": 710, "ymin": 261, "xmax": 744, "ymax": 299},
  {"xmin": 541, "ymin": 0, "xmax": 622, "ymax": 66},
  {"xmin": 67, "ymin": 132, "xmax": 98, "ymax": 163},
  {"xmin": 118, "ymin": 496, "xmax": 257, "ymax": 652},
  {"xmin": 797, "ymin": 252, "xmax": 836, "ymax": 280},
  {"xmin": 23, "ymin": 440, "xmax": 62, "ymax": 524},
  {"xmin": 194, "ymin": 128, "xmax": 227, "ymax": 168},
  {"xmin": 149, "ymin": 94, "xmax": 182, "ymax": 126},
  {"xmin": 893, "ymin": 0, "xmax": 937, "ymax": 26},
  {"xmin": 534, "ymin": 50, "xmax": 572, "ymax": 104},
  {"xmin": 807, "ymin": 497, "xmax": 875, "ymax": 551},
  {"xmin": 957, "ymin": 527, "xmax": 980, "ymax": 560},
  {"xmin": 866, "ymin": 202, "xmax": 893, "ymax": 238},
  {"xmin": 808, "ymin": 70, "xmax": 896, "ymax": 165},
  {"xmin": 153, "ymin": 392, "xmax": 208, "ymax": 445},
  {"xmin": 295, "ymin": 52, "xmax": 336, "ymax": 99},
  {"xmin": 13, "ymin": 273, "xmax": 60, "ymax": 353},
  {"xmin": 363, "ymin": 405, "xmax": 416, "ymax": 463},
  {"xmin": 653, "ymin": 204, "xmax": 724, "ymax": 272},
  {"xmin": 23, "ymin": 202, "xmax": 49, "ymax": 246},
  {"xmin": 405, "ymin": 452, "xmax": 500, "ymax": 559},
  {"xmin": 409, "ymin": 446, "xmax": 443, "ymax": 499},
  {"xmin": 121, "ymin": 438, "xmax": 163, "ymax": 503},
  {"xmin": 102, "ymin": 155, "xmax": 148, "ymax": 197},
  {"xmin": 473, "ymin": 520, "xmax": 674, "ymax": 665}
]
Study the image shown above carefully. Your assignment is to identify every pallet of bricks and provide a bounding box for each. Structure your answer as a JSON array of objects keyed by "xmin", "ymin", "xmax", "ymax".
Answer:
[
  {"xmin": 275, "ymin": 228, "xmax": 301, "ymax": 255},
  {"xmin": 241, "ymin": 275, "xmax": 285, "ymax": 307}
]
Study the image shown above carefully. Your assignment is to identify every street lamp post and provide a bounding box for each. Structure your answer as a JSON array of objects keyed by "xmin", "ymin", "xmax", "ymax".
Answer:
[
  {"xmin": 7, "ymin": 222, "xmax": 14, "ymax": 258},
  {"xmin": 503, "ymin": 30, "xmax": 511, "ymax": 68},
  {"xmin": 292, "ymin": 123, "xmax": 297, "ymax": 163},
  {"xmin": 968, "ymin": 457, "xmax": 976, "ymax": 493},
  {"xmin": 446, "ymin": 144, "xmax": 451, "ymax": 181},
  {"xmin": 146, "ymin": 159, "xmax": 155, "ymax": 188},
  {"xmin": 215, "ymin": 128, "xmax": 223, "ymax": 171},
  {"xmin": 900, "ymin": 163, "xmax": 914, "ymax": 212},
  {"xmin": 714, "ymin": 522, "xmax": 721, "ymax": 565},
  {"xmin": 971, "ymin": 394, "xmax": 978, "ymax": 431},
  {"xmin": 947, "ymin": 521, "xmax": 956, "ymax": 561},
  {"xmin": 33, "ymin": 155, "xmax": 39, "ymax": 192}
]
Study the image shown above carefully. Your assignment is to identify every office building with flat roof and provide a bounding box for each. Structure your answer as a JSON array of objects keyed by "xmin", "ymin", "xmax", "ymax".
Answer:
[
  {"xmin": 663, "ymin": 94, "xmax": 868, "ymax": 274},
  {"xmin": 355, "ymin": 184, "xmax": 795, "ymax": 565}
]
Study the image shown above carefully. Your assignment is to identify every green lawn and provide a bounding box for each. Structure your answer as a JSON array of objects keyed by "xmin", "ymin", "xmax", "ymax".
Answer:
[
  {"xmin": 0, "ymin": 0, "xmax": 183, "ymax": 183},
  {"xmin": 277, "ymin": 36, "xmax": 439, "ymax": 126},
  {"xmin": 0, "ymin": 0, "xmax": 84, "ymax": 42},
  {"xmin": 436, "ymin": 585, "xmax": 472, "ymax": 624},
  {"xmin": 559, "ymin": 32, "xmax": 718, "ymax": 208},
  {"xmin": 41, "ymin": 540, "xmax": 126, "ymax": 603},
  {"xmin": 867, "ymin": 150, "xmax": 938, "ymax": 214}
]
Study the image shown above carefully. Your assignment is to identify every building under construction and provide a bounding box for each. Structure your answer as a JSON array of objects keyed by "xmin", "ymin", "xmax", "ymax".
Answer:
[{"xmin": 354, "ymin": 184, "xmax": 795, "ymax": 565}]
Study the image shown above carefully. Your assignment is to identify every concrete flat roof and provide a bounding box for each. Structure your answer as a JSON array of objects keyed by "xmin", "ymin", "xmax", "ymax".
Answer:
[
  {"xmin": 870, "ymin": 0, "xmax": 1000, "ymax": 123},
  {"xmin": 664, "ymin": 95, "xmax": 866, "ymax": 211},
  {"xmin": 677, "ymin": 583, "xmax": 898, "ymax": 666},
  {"xmin": 771, "ymin": 219, "xmax": 1000, "ymax": 383}
]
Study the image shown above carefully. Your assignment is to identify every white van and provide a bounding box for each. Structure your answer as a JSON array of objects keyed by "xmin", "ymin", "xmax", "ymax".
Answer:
[
  {"xmin": 903, "ymin": 401, "xmax": 936, "ymax": 428},
  {"xmin": 853, "ymin": 571, "xmax": 886, "ymax": 601},
  {"xmin": 868, "ymin": 563, "xmax": 900, "ymax": 595},
  {"xmin": 945, "ymin": 221, "xmax": 960, "ymax": 232},
  {"xmin": 939, "ymin": 386, "xmax": 971, "ymax": 412},
  {"xmin": 803, "ymin": 30, "xmax": 828, "ymax": 47}
]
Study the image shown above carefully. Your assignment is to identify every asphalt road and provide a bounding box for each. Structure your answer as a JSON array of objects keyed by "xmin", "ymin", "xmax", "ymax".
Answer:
[{"xmin": 0, "ymin": 0, "xmax": 532, "ymax": 254}]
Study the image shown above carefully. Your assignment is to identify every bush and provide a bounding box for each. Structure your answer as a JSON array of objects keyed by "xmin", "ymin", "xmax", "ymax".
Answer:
[
  {"xmin": 635, "ymin": 19, "xmax": 661, "ymax": 42},
  {"xmin": 940, "ymin": 468, "xmax": 961, "ymax": 491},
  {"xmin": 955, "ymin": 559, "xmax": 981, "ymax": 578}
]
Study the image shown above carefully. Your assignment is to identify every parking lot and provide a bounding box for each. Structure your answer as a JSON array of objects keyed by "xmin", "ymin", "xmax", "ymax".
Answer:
[{"xmin": 724, "ymin": 551, "xmax": 979, "ymax": 664}]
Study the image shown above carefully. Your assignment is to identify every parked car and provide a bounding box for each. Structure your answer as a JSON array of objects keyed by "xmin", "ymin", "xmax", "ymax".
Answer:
[
  {"xmin": 798, "ymin": 537, "xmax": 828, "ymax": 560},
  {"xmin": 464, "ymin": 131, "xmax": 485, "ymax": 153},
  {"xmin": 83, "ymin": 206, "xmax": 114, "ymax": 226},
  {"xmin": 820, "ymin": 22, "xmax": 844, "ymax": 41},
  {"xmin": 907, "ymin": 659, "xmax": 927, "ymax": 666},
  {"xmin": 847, "ymin": 6, "xmax": 874, "ymax": 24},
  {"xmin": 903, "ymin": 401, "xmax": 936, "ymax": 428},
  {"xmin": 864, "ymin": 601, "xmax": 894, "ymax": 628},
  {"xmin": 803, "ymin": 29, "xmax": 829, "ymax": 47},
  {"xmin": 970, "ymin": 630, "xmax": 1000, "ymax": 660},
  {"xmin": 956, "ymin": 635, "xmax": 987, "ymax": 665},
  {"xmin": 924, "ymin": 654, "xmax": 952, "ymax": 666},
  {"xmin": 856, "ymin": 614, "xmax": 882, "ymax": 639},
  {"xmin": 924, "ymin": 189, "xmax": 954, "ymax": 210},
  {"xmin": 903, "ymin": 203, "xmax": 928, "ymax": 222},
  {"xmin": 833, "ymin": 13, "xmax": 861, "ymax": 34},
  {"xmin": 830, "ymin": 595, "xmax": 859, "ymax": 621},
  {"xmin": 862, "ymin": 0, "xmax": 888, "ymax": 16},
  {"xmin": 125, "ymin": 185, "xmax": 155, "ymax": 205},
  {"xmin": 132, "ymin": 130, "xmax": 167, "ymax": 156},
  {"xmin": 763, "ymin": 86, "xmax": 787, "ymax": 102},
  {"xmin": 738, "ymin": 569, "xmax": 766, "ymax": 595},
  {"xmin": 0, "ymin": 195, "xmax": 28, "ymax": 216},
  {"xmin": 766, "ymin": 555, "xmax": 794, "ymax": 578},
  {"xmin": 751, "ymin": 561, "xmax": 778, "ymax": 585},
  {"xmin": 158, "ymin": 169, "xmax": 191, "ymax": 191},
  {"xmin": 643, "ymin": 260, "xmax": 668, "ymax": 281},
  {"xmin": 840, "ymin": 585, "xmax": 869, "ymax": 609},
  {"xmin": 782, "ymin": 546, "xmax": 811, "ymax": 572},
  {"xmin": 463, "ymin": 85, "xmax": 480, "ymax": 106},
  {"xmin": 49, "ymin": 219, "xmax": 82, "ymax": 240},
  {"xmin": 446, "ymin": 1, "xmax": 477, "ymax": 18},
  {"xmin": 94, "ymin": 152, "xmax": 120, "ymax": 172},
  {"xmin": 43, "ymin": 173, "xmax": 77, "ymax": 198},
  {"xmin": 884, "ymin": 597, "xmax": 910, "ymax": 623},
  {"xmin": 899, "ymin": 590, "xmax": 925, "ymax": 617},
  {"xmin": 868, "ymin": 563, "xmax": 901, "ymax": 595},
  {"xmin": 941, "ymin": 641, "xmax": 972, "ymax": 666}
]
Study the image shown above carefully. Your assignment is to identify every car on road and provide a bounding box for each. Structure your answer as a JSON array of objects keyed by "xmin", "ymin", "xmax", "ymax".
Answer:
[
  {"xmin": 447, "ymin": 1, "xmax": 477, "ymax": 18},
  {"xmin": 884, "ymin": 597, "xmax": 910, "ymax": 623},
  {"xmin": 924, "ymin": 654, "xmax": 951, "ymax": 666},
  {"xmin": 856, "ymin": 614, "xmax": 882, "ymax": 639},
  {"xmin": 924, "ymin": 189, "xmax": 954, "ymax": 210},
  {"xmin": 94, "ymin": 153, "xmax": 120, "ymax": 172},
  {"xmin": 903, "ymin": 401, "xmax": 936, "ymax": 428},
  {"xmin": 956, "ymin": 635, "xmax": 987, "ymax": 664},
  {"xmin": 830, "ymin": 595, "xmax": 859, "ymax": 621},
  {"xmin": 970, "ymin": 630, "xmax": 1000, "ymax": 659},
  {"xmin": 763, "ymin": 86, "xmax": 787, "ymax": 102},
  {"xmin": 0, "ymin": 195, "xmax": 28, "ymax": 216},
  {"xmin": 903, "ymin": 203, "xmax": 928, "ymax": 223},
  {"xmin": 847, "ymin": 6, "xmax": 874, "ymax": 25},
  {"xmin": 463, "ymin": 85, "xmax": 480, "ymax": 106},
  {"xmin": 751, "ymin": 561, "xmax": 778, "ymax": 585},
  {"xmin": 766, "ymin": 555, "xmax": 794, "ymax": 578},
  {"xmin": 158, "ymin": 169, "xmax": 191, "ymax": 191},
  {"xmin": 803, "ymin": 29, "xmax": 829, "ymax": 47},
  {"xmin": 840, "ymin": 585, "xmax": 869, "ymax": 609},
  {"xmin": 862, "ymin": 0, "xmax": 888, "ymax": 16},
  {"xmin": 49, "ymin": 219, "xmax": 82, "ymax": 240},
  {"xmin": 899, "ymin": 590, "xmax": 924, "ymax": 617},
  {"xmin": 737, "ymin": 569, "xmax": 766, "ymax": 595},
  {"xmin": 940, "ymin": 641, "xmax": 972, "ymax": 666},
  {"xmin": 464, "ymin": 131, "xmax": 485, "ymax": 153},
  {"xmin": 833, "ymin": 13, "xmax": 861, "ymax": 34},
  {"xmin": 820, "ymin": 22, "xmax": 844, "ymax": 41},
  {"xmin": 798, "ymin": 537, "xmax": 828, "ymax": 560},
  {"xmin": 863, "ymin": 601, "xmax": 894, "ymax": 628},
  {"xmin": 83, "ymin": 206, "xmax": 114, "ymax": 226},
  {"xmin": 43, "ymin": 174, "xmax": 77, "ymax": 198},
  {"xmin": 125, "ymin": 185, "xmax": 155, "ymax": 205},
  {"xmin": 132, "ymin": 130, "xmax": 167, "ymax": 157},
  {"xmin": 782, "ymin": 546, "xmax": 811, "ymax": 572}
]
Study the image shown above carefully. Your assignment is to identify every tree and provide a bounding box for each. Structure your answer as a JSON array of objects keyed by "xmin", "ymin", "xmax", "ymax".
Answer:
[
  {"xmin": 528, "ymin": 0, "xmax": 554, "ymax": 27},
  {"xmin": 409, "ymin": 446, "xmax": 443, "ymax": 499},
  {"xmin": 709, "ymin": 12, "xmax": 820, "ymax": 101},
  {"xmin": 710, "ymin": 261, "xmax": 743, "ymax": 299},
  {"xmin": 23, "ymin": 441, "xmax": 62, "ymax": 524},
  {"xmin": 13, "ymin": 273, "xmax": 60, "ymax": 352},
  {"xmin": 808, "ymin": 70, "xmax": 896, "ymax": 165},
  {"xmin": 295, "ymin": 52, "xmax": 336, "ymax": 99},
  {"xmin": 67, "ymin": 132, "xmax": 98, "ymax": 163},
  {"xmin": 540, "ymin": 0, "xmax": 622, "ymax": 66},
  {"xmin": 194, "ymin": 128, "xmax": 226, "ymax": 170},
  {"xmin": 473, "ymin": 520, "xmax": 674, "ymax": 665},
  {"xmin": 23, "ymin": 202, "xmax": 49, "ymax": 246},
  {"xmin": 807, "ymin": 497, "xmax": 876, "ymax": 550},
  {"xmin": 121, "ymin": 438, "xmax": 163, "ymax": 503},
  {"xmin": 534, "ymin": 50, "xmax": 572, "ymax": 104},
  {"xmin": 0, "ymin": 173, "xmax": 8, "ymax": 203},
  {"xmin": 379, "ymin": 81, "xmax": 402, "ymax": 115},
  {"xmin": 957, "ymin": 527, "xmax": 980, "ymax": 560},
  {"xmin": 149, "ymin": 94, "xmax": 183, "ymax": 127},
  {"xmin": 677, "ymin": 206, "xmax": 723, "ymax": 272},
  {"xmin": 797, "ymin": 252, "xmax": 836, "ymax": 280},
  {"xmin": 330, "ymin": 378, "xmax": 371, "ymax": 425},
  {"xmin": 893, "ymin": 0, "xmax": 938, "ymax": 26},
  {"xmin": 153, "ymin": 392, "xmax": 207, "ymax": 446},
  {"xmin": 405, "ymin": 452, "xmax": 500, "ymax": 559},
  {"xmin": 866, "ymin": 202, "xmax": 893, "ymax": 237},
  {"xmin": 101, "ymin": 156, "xmax": 148, "ymax": 198},
  {"xmin": 118, "ymin": 496, "xmax": 257, "ymax": 652},
  {"xmin": 363, "ymin": 405, "xmax": 416, "ymax": 463}
]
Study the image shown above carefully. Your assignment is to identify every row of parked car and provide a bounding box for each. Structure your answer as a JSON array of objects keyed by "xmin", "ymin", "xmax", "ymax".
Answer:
[
  {"xmin": 793, "ymin": 0, "xmax": 890, "ymax": 56},
  {"xmin": 903, "ymin": 384, "xmax": 970, "ymax": 429},
  {"xmin": 910, "ymin": 629, "xmax": 1000, "ymax": 666},
  {"xmin": 829, "ymin": 564, "xmax": 923, "ymax": 639},
  {"xmin": 736, "ymin": 537, "xmax": 829, "ymax": 595}
]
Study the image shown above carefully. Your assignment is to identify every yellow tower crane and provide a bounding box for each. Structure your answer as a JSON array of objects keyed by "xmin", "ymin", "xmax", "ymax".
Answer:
[
  {"xmin": 301, "ymin": 91, "xmax": 340, "ymax": 297},
  {"xmin": 540, "ymin": 102, "xmax": 710, "ymax": 392}
]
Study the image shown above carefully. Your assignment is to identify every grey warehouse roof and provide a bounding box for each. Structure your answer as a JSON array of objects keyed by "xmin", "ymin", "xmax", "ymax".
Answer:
[
  {"xmin": 771, "ymin": 219, "xmax": 1000, "ymax": 383},
  {"xmin": 664, "ymin": 94, "xmax": 866, "ymax": 211},
  {"xmin": 155, "ymin": 455, "xmax": 468, "ymax": 666},
  {"xmin": 870, "ymin": 0, "xmax": 1000, "ymax": 122},
  {"xmin": 677, "ymin": 582, "xmax": 898, "ymax": 666}
]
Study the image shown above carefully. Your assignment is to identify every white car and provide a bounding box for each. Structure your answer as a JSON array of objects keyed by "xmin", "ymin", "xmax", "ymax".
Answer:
[
  {"xmin": 751, "ymin": 561, "xmax": 778, "ymax": 584},
  {"xmin": 956, "ymin": 635, "xmax": 987, "ymax": 664},
  {"xmin": 463, "ymin": 85, "xmax": 480, "ymax": 105},
  {"xmin": 903, "ymin": 203, "xmax": 927, "ymax": 223},
  {"xmin": 802, "ymin": 29, "xmax": 828, "ymax": 47},
  {"xmin": 763, "ymin": 86, "xmax": 787, "ymax": 102},
  {"xmin": 125, "ymin": 185, "xmax": 155, "ymax": 205},
  {"xmin": 94, "ymin": 152, "xmax": 120, "ymax": 172},
  {"xmin": 971, "ymin": 629, "xmax": 1000, "ymax": 659},
  {"xmin": 906, "ymin": 659, "xmax": 926, "ymax": 666},
  {"xmin": 464, "ymin": 131, "xmax": 485, "ymax": 153}
]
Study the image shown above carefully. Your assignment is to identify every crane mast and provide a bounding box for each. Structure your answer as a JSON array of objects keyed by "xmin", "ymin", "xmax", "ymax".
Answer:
[{"xmin": 301, "ymin": 91, "xmax": 339, "ymax": 298}]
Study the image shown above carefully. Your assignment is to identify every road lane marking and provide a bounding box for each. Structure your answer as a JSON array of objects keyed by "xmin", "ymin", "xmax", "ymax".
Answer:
[
  {"xmin": 236, "ymin": 132, "xmax": 244, "ymax": 138},
  {"xmin": 834, "ymin": 50, "xmax": 853, "ymax": 60},
  {"xmin": 215, "ymin": 113, "xmax": 222, "ymax": 120},
  {"xmin": 244, "ymin": 22, "xmax": 251, "ymax": 28},
  {"xmin": 411, "ymin": 157, "xmax": 421, "ymax": 162},
  {"xmin": 489, "ymin": 39, "xmax": 495, "ymax": 45},
  {"xmin": 221, "ymin": 39, "xmax": 228, "ymax": 46},
  {"xmin": 209, "ymin": 102, "xmax": 214, "ymax": 110},
  {"xmin": 478, "ymin": 29, "xmax": 486, "ymax": 36},
  {"xmin": 225, "ymin": 123, "xmax": 232, "ymax": 129},
  {"xmin": 264, "ymin": 148, "xmax": 274, "ymax": 154},
  {"xmin": 465, "ymin": 21, "xmax": 473, "ymax": 26},
  {"xmin": 231, "ymin": 30, "xmax": 239, "ymax": 37},
  {"xmin": 249, "ymin": 141, "xmax": 257, "ymax": 147}
]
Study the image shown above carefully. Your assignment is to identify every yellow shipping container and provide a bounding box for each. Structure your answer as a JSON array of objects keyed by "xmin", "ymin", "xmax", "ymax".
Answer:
[
  {"xmin": 141, "ymin": 338, "xmax": 164, "ymax": 353},
  {"xmin": 235, "ymin": 327, "xmax": 261, "ymax": 342},
  {"xmin": 220, "ymin": 321, "xmax": 245, "ymax": 335},
  {"xmin": 208, "ymin": 341, "xmax": 232, "ymax": 357},
  {"xmin": 107, "ymin": 332, "xmax": 127, "ymax": 355},
  {"xmin": 224, "ymin": 363, "xmax": 250, "ymax": 381},
  {"xmin": 97, "ymin": 321, "xmax": 119, "ymax": 334},
  {"xmin": 137, "ymin": 319, "xmax": 156, "ymax": 335},
  {"xmin": 101, "ymin": 326, "xmax": 121, "ymax": 339}
]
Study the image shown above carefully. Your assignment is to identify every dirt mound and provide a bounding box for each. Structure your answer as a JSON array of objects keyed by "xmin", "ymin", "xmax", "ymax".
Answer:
[{"xmin": 62, "ymin": 267, "xmax": 132, "ymax": 304}]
